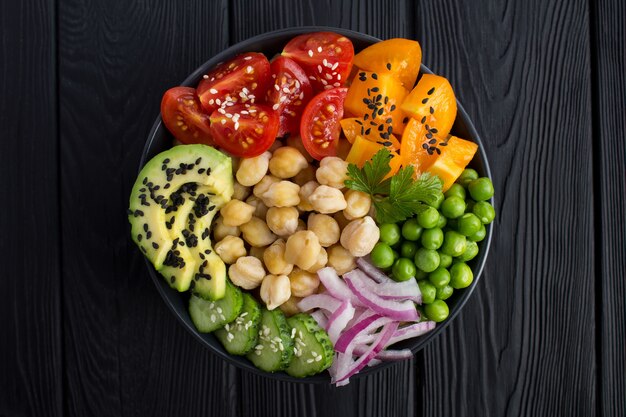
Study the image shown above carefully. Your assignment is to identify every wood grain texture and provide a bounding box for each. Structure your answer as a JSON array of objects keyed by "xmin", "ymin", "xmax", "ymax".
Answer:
[
  {"xmin": 591, "ymin": 0, "xmax": 626, "ymax": 415},
  {"xmin": 57, "ymin": 0, "xmax": 237, "ymax": 416},
  {"xmin": 416, "ymin": 0, "xmax": 597, "ymax": 416},
  {"xmin": 0, "ymin": 1, "xmax": 64, "ymax": 417},
  {"xmin": 228, "ymin": 1, "xmax": 417, "ymax": 416}
]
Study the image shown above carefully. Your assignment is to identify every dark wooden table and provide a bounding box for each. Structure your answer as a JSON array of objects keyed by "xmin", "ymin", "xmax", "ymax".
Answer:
[{"xmin": 2, "ymin": 0, "xmax": 624, "ymax": 416}]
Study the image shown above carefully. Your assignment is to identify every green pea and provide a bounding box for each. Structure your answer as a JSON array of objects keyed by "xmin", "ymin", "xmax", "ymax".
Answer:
[
  {"xmin": 436, "ymin": 214, "xmax": 447, "ymax": 229},
  {"xmin": 440, "ymin": 230, "xmax": 467, "ymax": 257},
  {"xmin": 417, "ymin": 206, "xmax": 440, "ymax": 229},
  {"xmin": 379, "ymin": 223, "xmax": 401, "ymax": 246},
  {"xmin": 400, "ymin": 241, "xmax": 418, "ymax": 259},
  {"xmin": 421, "ymin": 227, "xmax": 444, "ymax": 250},
  {"xmin": 468, "ymin": 224, "xmax": 487, "ymax": 242},
  {"xmin": 436, "ymin": 285, "xmax": 454, "ymax": 301},
  {"xmin": 450, "ymin": 262, "xmax": 474, "ymax": 289},
  {"xmin": 440, "ymin": 196, "xmax": 466, "ymax": 219},
  {"xmin": 457, "ymin": 168, "xmax": 479, "ymax": 187},
  {"xmin": 457, "ymin": 240, "xmax": 479, "ymax": 262},
  {"xmin": 428, "ymin": 267, "xmax": 451, "ymax": 288},
  {"xmin": 468, "ymin": 177, "xmax": 494, "ymax": 201},
  {"xmin": 414, "ymin": 248, "xmax": 440, "ymax": 273},
  {"xmin": 370, "ymin": 242, "xmax": 395, "ymax": 269},
  {"xmin": 424, "ymin": 300, "xmax": 449, "ymax": 322},
  {"xmin": 391, "ymin": 258, "xmax": 417, "ymax": 282},
  {"xmin": 457, "ymin": 213, "xmax": 482, "ymax": 236},
  {"xmin": 445, "ymin": 183, "xmax": 466, "ymax": 200},
  {"xmin": 401, "ymin": 218, "xmax": 423, "ymax": 241},
  {"xmin": 418, "ymin": 280, "xmax": 437, "ymax": 304},
  {"xmin": 473, "ymin": 201, "xmax": 495, "ymax": 224},
  {"xmin": 438, "ymin": 252, "xmax": 453, "ymax": 268},
  {"xmin": 430, "ymin": 192, "xmax": 445, "ymax": 209}
]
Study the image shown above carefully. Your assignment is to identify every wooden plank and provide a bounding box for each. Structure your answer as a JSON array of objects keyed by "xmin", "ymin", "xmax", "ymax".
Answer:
[
  {"xmin": 0, "ymin": 1, "xmax": 64, "ymax": 417},
  {"xmin": 57, "ymin": 1, "xmax": 236, "ymax": 416},
  {"xmin": 227, "ymin": 1, "xmax": 418, "ymax": 416},
  {"xmin": 415, "ymin": 0, "xmax": 597, "ymax": 416},
  {"xmin": 591, "ymin": 0, "xmax": 626, "ymax": 415}
]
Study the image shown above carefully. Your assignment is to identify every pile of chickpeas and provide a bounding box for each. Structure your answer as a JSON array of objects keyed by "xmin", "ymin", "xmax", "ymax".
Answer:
[{"xmin": 212, "ymin": 136, "xmax": 380, "ymax": 315}]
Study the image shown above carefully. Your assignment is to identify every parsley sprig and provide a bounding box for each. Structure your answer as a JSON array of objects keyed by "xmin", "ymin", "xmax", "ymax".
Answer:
[{"xmin": 344, "ymin": 149, "xmax": 443, "ymax": 224}]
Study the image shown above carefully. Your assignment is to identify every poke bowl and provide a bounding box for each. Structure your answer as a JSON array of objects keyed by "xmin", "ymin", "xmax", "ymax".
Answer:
[{"xmin": 132, "ymin": 27, "xmax": 494, "ymax": 384}]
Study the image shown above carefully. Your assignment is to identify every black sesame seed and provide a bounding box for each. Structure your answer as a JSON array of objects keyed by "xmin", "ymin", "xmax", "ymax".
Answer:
[
  {"xmin": 378, "ymin": 124, "xmax": 384, "ymax": 132},
  {"xmin": 435, "ymin": 148, "xmax": 441, "ymax": 155},
  {"xmin": 426, "ymin": 133, "xmax": 433, "ymax": 139},
  {"xmin": 386, "ymin": 63, "xmax": 392, "ymax": 70},
  {"xmin": 403, "ymin": 117, "xmax": 409, "ymax": 124},
  {"xmin": 143, "ymin": 223, "xmax": 149, "ymax": 232},
  {"xmin": 163, "ymin": 158, "xmax": 170, "ymax": 164},
  {"xmin": 384, "ymin": 96, "xmax": 389, "ymax": 104},
  {"xmin": 362, "ymin": 98, "xmax": 371, "ymax": 105},
  {"xmin": 355, "ymin": 119, "xmax": 363, "ymax": 125},
  {"xmin": 152, "ymin": 242, "xmax": 159, "ymax": 249},
  {"xmin": 141, "ymin": 247, "xmax": 147, "ymax": 253},
  {"xmin": 365, "ymin": 128, "xmax": 371, "ymax": 135},
  {"xmin": 375, "ymin": 94, "xmax": 382, "ymax": 102},
  {"xmin": 377, "ymin": 108, "xmax": 384, "ymax": 116},
  {"xmin": 164, "ymin": 183, "xmax": 170, "ymax": 189},
  {"xmin": 170, "ymin": 276, "xmax": 175, "ymax": 284},
  {"xmin": 390, "ymin": 104, "xmax": 396, "ymax": 112},
  {"xmin": 421, "ymin": 116, "xmax": 427, "ymax": 124},
  {"xmin": 166, "ymin": 175, "xmax": 173, "ymax": 182},
  {"xmin": 427, "ymin": 148, "xmax": 434, "ymax": 155},
  {"xmin": 204, "ymin": 249, "xmax": 212, "ymax": 255},
  {"xmin": 367, "ymin": 88, "xmax": 371, "ymax": 96},
  {"xmin": 383, "ymin": 141, "xmax": 392, "ymax": 147},
  {"xmin": 370, "ymin": 120, "xmax": 377, "ymax": 126},
  {"xmin": 431, "ymin": 128, "xmax": 438, "ymax": 134},
  {"xmin": 371, "ymin": 73, "xmax": 378, "ymax": 80},
  {"xmin": 199, "ymin": 253, "xmax": 205, "ymax": 260},
  {"xmin": 428, "ymin": 138, "xmax": 437, "ymax": 144},
  {"xmin": 430, "ymin": 106, "xmax": 434, "ymax": 114},
  {"xmin": 137, "ymin": 234, "xmax": 143, "ymax": 242},
  {"xmin": 195, "ymin": 158, "xmax": 201, "ymax": 165},
  {"xmin": 440, "ymin": 142, "xmax": 448, "ymax": 146},
  {"xmin": 385, "ymin": 118, "xmax": 393, "ymax": 124},
  {"xmin": 387, "ymin": 126, "xmax": 393, "ymax": 134},
  {"xmin": 363, "ymin": 114, "xmax": 369, "ymax": 121},
  {"xmin": 142, "ymin": 177, "xmax": 147, "ymax": 185},
  {"xmin": 422, "ymin": 144, "xmax": 429, "ymax": 149},
  {"xmin": 427, "ymin": 87, "xmax": 435, "ymax": 95},
  {"xmin": 371, "ymin": 87, "xmax": 380, "ymax": 93},
  {"xmin": 421, "ymin": 98, "xmax": 428, "ymax": 104},
  {"xmin": 359, "ymin": 72, "xmax": 366, "ymax": 77}
]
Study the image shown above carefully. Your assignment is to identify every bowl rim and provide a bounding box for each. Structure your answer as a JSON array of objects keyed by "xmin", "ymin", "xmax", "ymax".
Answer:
[{"xmin": 139, "ymin": 26, "xmax": 493, "ymax": 383}]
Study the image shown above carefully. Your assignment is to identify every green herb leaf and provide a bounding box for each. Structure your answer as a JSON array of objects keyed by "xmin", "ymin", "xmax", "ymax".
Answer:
[{"xmin": 344, "ymin": 149, "xmax": 392, "ymax": 195}]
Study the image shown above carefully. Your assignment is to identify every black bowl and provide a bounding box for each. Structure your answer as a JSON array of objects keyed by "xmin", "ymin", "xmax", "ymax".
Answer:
[{"xmin": 139, "ymin": 26, "xmax": 493, "ymax": 383}]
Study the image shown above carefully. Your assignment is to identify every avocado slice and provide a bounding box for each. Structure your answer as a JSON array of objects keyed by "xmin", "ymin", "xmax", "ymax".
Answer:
[{"xmin": 129, "ymin": 145, "xmax": 233, "ymax": 297}]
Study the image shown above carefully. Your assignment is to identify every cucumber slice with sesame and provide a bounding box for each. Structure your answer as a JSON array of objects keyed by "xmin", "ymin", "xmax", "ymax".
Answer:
[
  {"xmin": 246, "ymin": 308, "xmax": 294, "ymax": 372},
  {"xmin": 188, "ymin": 279, "xmax": 243, "ymax": 333},
  {"xmin": 286, "ymin": 314, "xmax": 334, "ymax": 377},
  {"xmin": 214, "ymin": 293, "xmax": 261, "ymax": 355}
]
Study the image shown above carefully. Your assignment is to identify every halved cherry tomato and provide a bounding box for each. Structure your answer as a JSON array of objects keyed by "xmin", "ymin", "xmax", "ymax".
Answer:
[
  {"xmin": 345, "ymin": 135, "xmax": 402, "ymax": 179},
  {"xmin": 401, "ymin": 74, "xmax": 457, "ymax": 138},
  {"xmin": 197, "ymin": 53, "xmax": 271, "ymax": 114},
  {"xmin": 353, "ymin": 39, "xmax": 422, "ymax": 89},
  {"xmin": 340, "ymin": 117, "xmax": 401, "ymax": 151},
  {"xmin": 161, "ymin": 87, "xmax": 214, "ymax": 145},
  {"xmin": 209, "ymin": 104, "xmax": 279, "ymax": 157},
  {"xmin": 266, "ymin": 56, "xmax": 313, "ymax": 138},
  {"xmin": 426, "ymin": 136, "xmax": 478, "ymax": 191},
  {"xmin": 300, "ymin": 87, "xmax": 348, "ymax": 160},
  {"xmin": 283, "ymin": 32, "xmax": 354, "ymax": 92},
  {"xmin": 400, "ymin": 117, "xmax": 439, "ymax": 174},
  {"xmin": 344, "ymin": 71, "xmax": 408, "ymax": 135}
]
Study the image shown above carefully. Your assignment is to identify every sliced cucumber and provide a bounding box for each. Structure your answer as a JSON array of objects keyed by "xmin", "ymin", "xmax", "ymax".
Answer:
[
  {"xmin": 246, "ymin": 308, "xmax": 294, "ymax": 372},
  {"xmin": 286, "ymin": 314, "xmax": 334, "ymax": 377},
  {"xmin": 215, "ymin": 293, "xmax": 261, "ymax": 355},
  {"xmin": 189, "ymin": 280, "xmax": 243, "ymax": 333}
]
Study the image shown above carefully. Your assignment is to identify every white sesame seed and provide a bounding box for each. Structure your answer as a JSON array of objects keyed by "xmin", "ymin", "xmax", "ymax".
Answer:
[
  {"xmin": 226, "ymin": 113, "xmax": 233, "ymax": 118},
  {"xmin": 333, "ymin": 82, "xmax": 341, "ymax": 87},
  {"xmin": 295, "ymin": 80, "xmax": 300, "ymax": 89},
  {"xmin": 210, "ymin": 314, "xmax": 216, "ymax": 322},
  {"xmin": 216, "ymin": 307, "xmax": 223, "ymax": 313},
  {"xmin": 234, "ymin": 122, "xmax": 239, "ymax": 130},
  {"xmin": 282, "ymin": 87, "xmax": 290, "ymax": 94},
  {"xmin": 323, "ymin": 58, "xmax": 328, "ymax": 67},
  {"xmin": 274, "ymin": 84, "xmax": 280, "ymax": 91},
  {"xmin": 220, "ymin": 119, "xmax": 226, "ymax": 124},
  {"xmin": 337, "ymin": 74, "xmax": 342, "ymax": 80},
  {"xmin": 317, "ymin": 65, "xmax": 323, "ymax": 73},
  {"xmin": 244, "ymin": 56, "xmax": 252, "ymax": 60},
  {"xmin": 317, "ymin": 46, "xmax": 322, "ymax": 52},
  {"xmin": 291, "ymin": 328, "xmax": 296, "ymax": 338},
  {"xmin": 220, "ymin": 314, "xmax": 226, "ymax": 321},
  {"xmin": 218, "ymin": 108, "xmax": 225, "ymax": 114},
  {"xmin": 203, "ymin": 74, "xmax": 209, "ymax": 79},
  {"xmin": 209, "ymin": 88, "xmax": 218, "ymax": 94},
  {"xmin": 240, "ymin": 110, "xmax": 249, "ymax": 115},
  {"xmin": 315, "ymin": 356, "xmax": 322, "ymax": 362},
  {"xmin": 279, "ymin": 95, "xmax": 287, "ymax": 102},
  {"xmin": 321, "ymin": 79, "xmax": 328, "ymax": 85},
  {"xmin": 246, "ymin": 66, "xmax": 253, "ymax": 73},
  {"xmin": 309, "ymin": 76, "xmax": 316, "ymax": 80},
  {"xmin": 210, "ymin": 77, "xmax": 215, "ymax": 81},
  {"xmin": 272, "ymin": 103, "xmax": 280, "ymax": 110},
  {"xmin": 306, "ymin": 359, "xmax": 314, "ymax": 363},
  {"xmin": 209, "ymin": 99, "xmax": 215, "ymax": 105},
  {"xmin": 332, "ymin": 62, "xmax": 339, "ymax": 70},
  {"xmin": 325, "ymin": 73, "xmax": 333, "ymax": 80},
  {"xmin": 224, "ymin": 324, "xmax": 230, "ymax": 331},
  {"xmin": 311, "ymin": 351, "xmax": 318, "ymax": 356},
  {"xmin": 216, "ymin": 99, "xmax": 221, "ymax": 105},
  {"xmin": 308, "ymin": 50, "xmax": 313, "ymax": 57},
  {"xmin": 299, "ymin": 92, "xmax": 304, "ymax": 100}
]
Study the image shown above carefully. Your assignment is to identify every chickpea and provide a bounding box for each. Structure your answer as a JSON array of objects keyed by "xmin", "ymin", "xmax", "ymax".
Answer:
[
  {"xmin": 309, "ymin": 185, "xmax": 347, "ymax": 214},
  {"xmin": 293, "ymin": 165, "xmax": 316, "ymax": 186},
  {"xmin": 263, "ymin": 239, "xmax": 294, "ymax": 275},
  {"xmin": 285, "ymin": 230, "xmax": 322, "ymax": 270},
  {"xmin": 307, "ymin": 213, "xmax": 340, "ymax": 247},
  {"xmin": 286, "ymin": 134, "xmax": 313, "ymax": 162},
  {"xmin": 266, "ymin": 206, "xmax": 299, "ymax": 237},
  {"xmin": 213, "ymin": 217, "xmax": 240, "ymax": 241},
  {"xmin": 304, "ymin": 247, "xmax": 328, "ymax": 273},
  {"xmin": 279, "ymin": 295, "xmax": 302, "ymax": 317},
  {"xmin": 232, "ymin": 182, "xmax": 251, "ymax": 201},
  {"xmin": 214, "ymin": 236, "xmax": 247, "ymax": 264},
  {"xmin": 245, "ymin": 195, "xmax": 269, "ymax": 219},
  {"xmin": 297, "ymin": 181, "xmax": 319, "ymax": 211},
  {"xmin": 236, "ymin": 152, "xmax": 271, "ymax": 186},
  {"xmin": 340, "ymin": 216, "xmax": 380, "ymax": 257},
  {"xmin": 253, "ymin": 175, "xmax": 280, "ymax": 199},
  {"xmin": 343, "ymin": 190, "xmax": 372, "ymax": 220},
  {"xmin": 289, "ymin": 268, "xmax": 321, "ymax": 297},
  {"xmin": 333, "ymin": 211, "xmax": 351, "ymax": 230},
  {"xmin": 269, "ymin": 146, "xmax": 309, "ymax": 179},
  {"xmin": 295, "ymin": 219, "xmax": 306, "ymax": 232},
  {"xmin": 327, "ymin": 244, "xmax": 356, "ymax": 275},
  {"xmin": 249, "ymin": 245, "xmax": 267, "ymax": 262},
  {"xmin": 260, "ymin": 274, "xmax": 291, "ymax": 310},
  {"xmin": 219, "ymin": 199, "xmax": 255, "ymax": 227},
  {"xmin": 316, "ymin": 156, "xmax": 349, "ymax": 189},
  {"xmin": 240, "ymin": 217, "xmax": 277, "ymax": 247},
  {"xmin": 229, "ymin": 256, "xmax": 266, "ymax": 290},
  {"xmin": 261, "ymin": 181, "xmax": 300, "ymax": 207}
]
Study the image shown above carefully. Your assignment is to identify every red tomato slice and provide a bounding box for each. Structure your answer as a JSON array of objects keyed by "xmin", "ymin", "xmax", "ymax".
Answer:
[
  {"xmin": 283, "ymin": 32, "xmax": 354, "ymax": 93},
  {"xmin": 197, "ymin": 52, "xmax": 271, "ymax": 114},
  {"xmin": 161, "ymin": 87, "xmax": 214, "ymax": 145},
  {"xmin": 300, "ymin": 87, "xmax": 348, "ymax": 160},
  {"xmin": 266, "ymin": 56, "xmax": 313, "ymax": 138},
  {"xmin": 209, "ymin": 104, "xmax": 279, "ymax": 157}
]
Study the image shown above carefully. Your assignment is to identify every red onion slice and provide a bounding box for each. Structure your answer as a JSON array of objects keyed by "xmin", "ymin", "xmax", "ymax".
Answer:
[
  {"xmin": 297, "ymin": 293, "xmax": 342, "ymax": 313},
  {"xmin": 373, "ymin": 278, "xmax": 422, "ymax": 304},
  {"xmin": 317, "ymin": 267, "xmax": 365, "ymax": 307},
  {"xmin": 334, "ymin": 314, "xmax": 392, "ymax": 353},
  {"xmin": 355, "ymin": 257, "xmax": 393, "ymax": 283},
  {"xmin": 309, "ymin": 310, "xmax": 328, "ymax": 328},
  {"xmin": 355, "ymin": 321, "xmax": 436, "ymax": 346},
  {"xmin": 326, "ymin": 300, "xmax": 355, "ymax": 344},
  {"xmin": 344, "ymin": 270, "xmax": 419, "ymax": 322}
]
